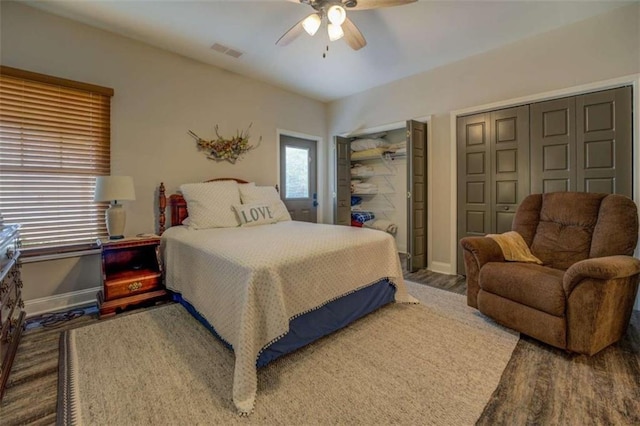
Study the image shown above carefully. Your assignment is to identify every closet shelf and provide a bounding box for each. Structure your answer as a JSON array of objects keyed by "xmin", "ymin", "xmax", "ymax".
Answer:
[
  {"xmin": 352, "ymin": 191, "xmax": 395, "ymax": 196},
  {"xmin": 350, "ymin": 152, "xmax": 406, "ymax": 162}
]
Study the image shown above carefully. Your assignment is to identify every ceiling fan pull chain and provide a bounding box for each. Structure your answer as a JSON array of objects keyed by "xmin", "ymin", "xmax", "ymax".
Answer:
[{"xmin": 323, "ymin": 44, "xmax": 329, "ymax": 58}]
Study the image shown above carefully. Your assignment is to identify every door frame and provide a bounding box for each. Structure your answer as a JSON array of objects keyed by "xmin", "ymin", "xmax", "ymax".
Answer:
[
  {"xmin": 337, "ymin": 115, "xmax": 432, "ymax": 265},
  {"xmin": 276, "ymin": 129, "xmax": 324, "ymax": 223},
  {"xmin": 449, "ymin": 73, "xmax": 640, "ymax": 277}
]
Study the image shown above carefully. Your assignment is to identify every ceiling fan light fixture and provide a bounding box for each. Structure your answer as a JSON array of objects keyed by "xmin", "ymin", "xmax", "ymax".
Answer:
[
  {"xmin": 327, "ymin": 22, "xmax": 344, "ymax": 41},
  {"xmin": 327, "ymin": 4, "xmax": 346, "ymax": 26},
  {"xmin": 302, "ymin": 13, "xmax": 322, "ymax": 36}
]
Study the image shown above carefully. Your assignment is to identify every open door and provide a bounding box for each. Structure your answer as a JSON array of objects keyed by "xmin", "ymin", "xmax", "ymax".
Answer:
[
  {"xmin": 406, "ymin": 120, "xmax": 427, "ymax": 272},
  {"xmin": 334, "ymin": 136, "xmax": 351, "ymax": 226}
]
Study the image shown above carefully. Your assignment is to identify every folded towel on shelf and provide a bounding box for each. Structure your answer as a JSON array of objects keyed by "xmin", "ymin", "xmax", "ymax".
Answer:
[
  {"xmin": 350, "ymin": 138, "xmax": 389, "ymax": 152},
  {"xmin": 388, "ymin": 141, "xmax": 406, "ymax": 151},
  {"xmin": 350, "ymin": 219, "xmax": 364, "ymax": 228},
  {"xmin": 351, "ymin": 182, "xmax": 378, "ymax": 194},
  {"xmin": 363, "ymin": 219, "xmax": 398, "ymax": 235},
  {"xmin": 351, "ymin": 211, "xmax": 375, "ymax": 224},
  {"xmin": 350, "ymin": 147, "xmax": 386, "ymax": 160},
  {"xmin": 351, "ymin": 196, "xmax": 362, "ymax": 206},
  {"xmin": 394, "ymin": 147, "xmax": 407, "ymax": 155},
  {"xmin": 351, "ymin": 164, "xmax": 375, "ymax": 178}
]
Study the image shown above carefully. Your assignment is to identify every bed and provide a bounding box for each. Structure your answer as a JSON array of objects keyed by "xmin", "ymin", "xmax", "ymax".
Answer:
[{"xmin": 157, "ymin": 179, "xmax": 413, "ymax": 414}]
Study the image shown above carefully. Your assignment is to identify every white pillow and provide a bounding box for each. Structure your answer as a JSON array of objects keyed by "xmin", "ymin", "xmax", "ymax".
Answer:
[
  {"xmin": 180, "ymin": 180, "xmax": 241, "ymax": 229},
  {"xmin": 350, "ymin": 138, "xmax": 389, "ymax": 152},
  {"xmin": 233, "ymin": 203, "xmax": 278, "ymax": 227},
  {"xmin": 239, "ymin": 185, "xmax": 292, "ymax": 222}
]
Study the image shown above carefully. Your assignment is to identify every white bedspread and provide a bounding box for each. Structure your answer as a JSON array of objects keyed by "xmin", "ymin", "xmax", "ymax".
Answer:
[{"xmin": 161, "ymin": 221, "xmax": 411, "ymax": 414}]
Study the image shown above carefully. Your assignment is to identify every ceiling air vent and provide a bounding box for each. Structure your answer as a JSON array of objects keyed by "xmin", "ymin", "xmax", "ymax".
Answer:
[{"xmin": 210, "ymin": 43, "xmax": 244, "ymax": 58}]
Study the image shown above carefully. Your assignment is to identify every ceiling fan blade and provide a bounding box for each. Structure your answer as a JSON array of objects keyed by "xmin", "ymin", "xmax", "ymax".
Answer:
[
  {"xmin": 276, "ymin": 15, "xmax": 309, "ymax": 46},
  {"xmin": 342, "ymin": 17, "xmax": 367, "ymax": 51},
  {"xmin": 347, "ymin": 0, "xmax": 416, "ymax": 11}
]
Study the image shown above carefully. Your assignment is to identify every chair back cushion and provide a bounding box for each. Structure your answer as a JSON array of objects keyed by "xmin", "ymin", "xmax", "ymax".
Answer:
[
  {"xmin": 590, "ymin": 194, "xmax": 638, "ymax": 258},
  {"xmin": 512, "ymin": 192, "xmax": 638, "ymax": 270}
]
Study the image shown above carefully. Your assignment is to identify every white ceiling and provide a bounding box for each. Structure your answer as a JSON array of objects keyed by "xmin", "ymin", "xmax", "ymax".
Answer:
[{"xmin": 22, "ymin": 0, "xmax": 630, "ymax": 102}]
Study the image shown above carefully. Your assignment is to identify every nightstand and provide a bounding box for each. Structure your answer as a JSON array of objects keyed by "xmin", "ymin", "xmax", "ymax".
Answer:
[{"xmin": 97, "ymin": 235, "xmax": 168, "ymax": 318}]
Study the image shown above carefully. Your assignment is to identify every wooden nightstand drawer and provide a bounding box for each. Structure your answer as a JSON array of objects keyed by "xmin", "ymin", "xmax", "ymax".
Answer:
[{"xmin": 104, "ymin": 271, "xmax": 161, "ymax": 300}]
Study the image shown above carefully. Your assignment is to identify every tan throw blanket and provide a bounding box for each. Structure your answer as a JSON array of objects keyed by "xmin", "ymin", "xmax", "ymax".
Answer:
[{"xmin": 487, "ymin": 231, "xmax": 543, "ymax": 264}]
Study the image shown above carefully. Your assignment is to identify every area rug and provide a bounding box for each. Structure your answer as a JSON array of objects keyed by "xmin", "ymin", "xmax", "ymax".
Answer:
[{"xmin": 57, "ymin": 281, "xmax": 518, "ymax": 425}]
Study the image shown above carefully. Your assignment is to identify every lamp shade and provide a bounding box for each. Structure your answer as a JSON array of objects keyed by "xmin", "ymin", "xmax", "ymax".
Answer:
[
  {"xmin": 302, "ymin": 13, "xmax": 321, "ymax": 36},
  {"xmin": 328, "ymin": 23, "xmax": 344, "ymax": 41},
  {"xmin": 327, "ymin": 5, "xmax": 346, "ymax": 26},
  {"xmin": 94, "ymin": 176, "xmax": 136, "ymax": 202}
]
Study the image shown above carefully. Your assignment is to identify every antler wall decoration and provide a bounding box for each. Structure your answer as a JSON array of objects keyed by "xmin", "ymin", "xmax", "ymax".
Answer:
[{"xmin": 188, "ymin": 123, "xmax": 261, "ymax": 164}]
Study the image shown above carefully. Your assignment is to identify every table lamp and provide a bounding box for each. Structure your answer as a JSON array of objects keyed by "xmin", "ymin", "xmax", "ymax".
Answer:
[{"xmin": 94, "ymin": 176, "xmax": 136, "ymax": 239}]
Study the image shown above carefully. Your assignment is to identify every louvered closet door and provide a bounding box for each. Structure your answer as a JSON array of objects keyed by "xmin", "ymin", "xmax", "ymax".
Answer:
[{"xmin": 334, "ymin": 136, "xmax": 351, "ymax": 226}]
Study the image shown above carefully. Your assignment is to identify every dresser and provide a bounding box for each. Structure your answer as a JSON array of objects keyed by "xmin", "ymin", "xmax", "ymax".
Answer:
[{"xmin": 0, "ymin": 224, "xmax": 25, "ymax": 401}]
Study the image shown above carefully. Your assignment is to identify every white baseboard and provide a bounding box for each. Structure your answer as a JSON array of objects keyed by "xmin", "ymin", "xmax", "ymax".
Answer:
[
  {"xmin": 24, "ymin": 287, "xmax": 100, "ymax": 317},
  {"xmin": 429, "ymin": 261, "xmax": 454, "ymax": 275}
]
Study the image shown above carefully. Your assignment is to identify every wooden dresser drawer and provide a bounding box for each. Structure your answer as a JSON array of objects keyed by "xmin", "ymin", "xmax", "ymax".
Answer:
[
  {"xmin": 104, "ymin": 272, "xmax": 161, "ymax": 300},
  {"xmin": 0, "ymin": 223, "xmax": 24, "ymax": 402}
]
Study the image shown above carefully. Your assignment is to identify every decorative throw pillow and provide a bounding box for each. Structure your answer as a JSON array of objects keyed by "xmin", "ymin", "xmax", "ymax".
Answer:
[
  {"xmin": 180, "ymin": 180, "xmax": 241, "ymax": 229},
  {"xmin": 233, "ymin": 203, "xmax": 278, "ymax": 227},
  {"xmin": 238, "ymin": 185, "xmax": 292, "ymax": 222},
  {"xmin": 487, "ymin": 231, "xmax": 543, "ymax": 264}
]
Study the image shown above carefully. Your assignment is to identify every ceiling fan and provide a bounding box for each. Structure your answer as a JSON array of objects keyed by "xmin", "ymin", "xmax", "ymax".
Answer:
[{"xmin": 276, "ymin": 0, "xmax": 416, "ymax": 51}]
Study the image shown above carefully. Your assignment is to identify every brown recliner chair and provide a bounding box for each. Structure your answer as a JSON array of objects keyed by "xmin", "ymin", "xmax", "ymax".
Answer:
[{"xmin": 460, "ymin": 192, "xmax": 640, "ymax": 355}]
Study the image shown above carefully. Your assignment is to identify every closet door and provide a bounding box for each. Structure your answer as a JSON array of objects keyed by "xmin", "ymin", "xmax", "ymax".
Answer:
[
  {"xmin": 457, "ymin": 113, "xmax": 491, "ymax": 274},
  {"xmin": 530, "ymin": 97, "xmax": 577, "ymax": 193},
  {"xmin": 576, "ymin": 86, "xmax": 632, "ymax": 197},
  {"xmin": 334, "ymin": 136, "xmax": 351, "ymax": 226},
  {"xmin": 491, "ymin": 106, "xmax": 530, "ymax": 234},
  {"xmin": 406, "ymin": 120, "xmax": 427, "ymax": 272},
  {"xmin": 457, "ymin": 107, "xmax": 530, "ymax": 274}
]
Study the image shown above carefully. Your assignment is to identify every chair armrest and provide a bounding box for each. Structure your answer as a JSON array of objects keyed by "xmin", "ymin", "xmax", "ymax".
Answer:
[
  {"xmin": 460, "ymin": 237, "xmax": 504, "ymax": 308},
  {"xmin": 563, "ymin": 255, "xmax": 640, "ymax": 295},
  {"xmin": 460, "ymin": 237, "xmax": 505, "ymax": 268}
]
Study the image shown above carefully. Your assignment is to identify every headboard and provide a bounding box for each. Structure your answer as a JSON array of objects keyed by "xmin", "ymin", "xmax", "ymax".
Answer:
[{"xmin": 158, "ymin": 178, "xmax": 249, "ymax": 234}]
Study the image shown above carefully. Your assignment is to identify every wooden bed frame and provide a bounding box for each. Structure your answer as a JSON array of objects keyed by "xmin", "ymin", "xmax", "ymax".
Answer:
[{"xmin": 158, "ymin": 178, "xmax": 249, "ymax": 234}]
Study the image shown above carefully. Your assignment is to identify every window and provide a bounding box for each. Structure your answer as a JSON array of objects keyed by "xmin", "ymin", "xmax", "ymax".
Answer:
[
  {"xmin": 0, "ymin": 66, "xmax": 113, "ymax": 255},
  {"xmin": 284, "ymin": 146, "xmax": 310, "ymax": 199}
]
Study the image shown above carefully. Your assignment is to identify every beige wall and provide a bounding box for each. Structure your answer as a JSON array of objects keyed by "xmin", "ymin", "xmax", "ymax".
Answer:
[
  {"xmin": 1, "ymin": 2, "xmax": 327, "ymax": 302},
  {"xmin": 327, "ymin": 4, "xmax": 640, "ymax": 270},
  {"xmin": 3, "ymin": 1, "xmax": 640, "ymax": 308}
]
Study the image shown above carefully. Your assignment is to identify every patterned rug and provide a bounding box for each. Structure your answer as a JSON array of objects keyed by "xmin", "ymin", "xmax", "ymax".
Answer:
[{"xmin": 57, "ymin": 282, "xmax": 518, "ymax": 425}]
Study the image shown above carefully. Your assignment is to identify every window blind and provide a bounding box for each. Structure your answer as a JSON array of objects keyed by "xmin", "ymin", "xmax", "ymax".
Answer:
[{"xmin": 0, "ymin": 66, "xmax": 114, "ymax": 254}]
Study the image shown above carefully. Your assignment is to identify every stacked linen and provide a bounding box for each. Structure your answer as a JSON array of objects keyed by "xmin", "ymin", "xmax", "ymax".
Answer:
[
  {"xmin": 351, "ymin": 211, "xmax": 375, "ymax": 226},
  {"xmin": 351, "ymin": 181, "xmax": 378, "ymax": 194},
  {"xmin": 388, "ymin": 141, "xmax": 407, "ymax": 155},
  {"xmin": 351, "ymin": 163, "xmax": 375, "ymax": 178},
  {"xmin": 350, "ymin": 137, "xmax": 389, "ymax": 152},
  {"xmin": 364, "ymin": 219, "xmax": 398, "ymax": 235}
]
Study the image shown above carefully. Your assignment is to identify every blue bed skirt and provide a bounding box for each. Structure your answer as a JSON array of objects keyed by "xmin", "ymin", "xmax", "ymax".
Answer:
[{"xmin": 172, "ymin": 278, "xmax": 396, "ymax": 368}]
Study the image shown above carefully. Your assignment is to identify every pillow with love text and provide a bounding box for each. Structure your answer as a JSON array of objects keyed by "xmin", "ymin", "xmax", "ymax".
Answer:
[{"xmin": 233, "ymin": 203, "xmax": 278, "ymax": 227}]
